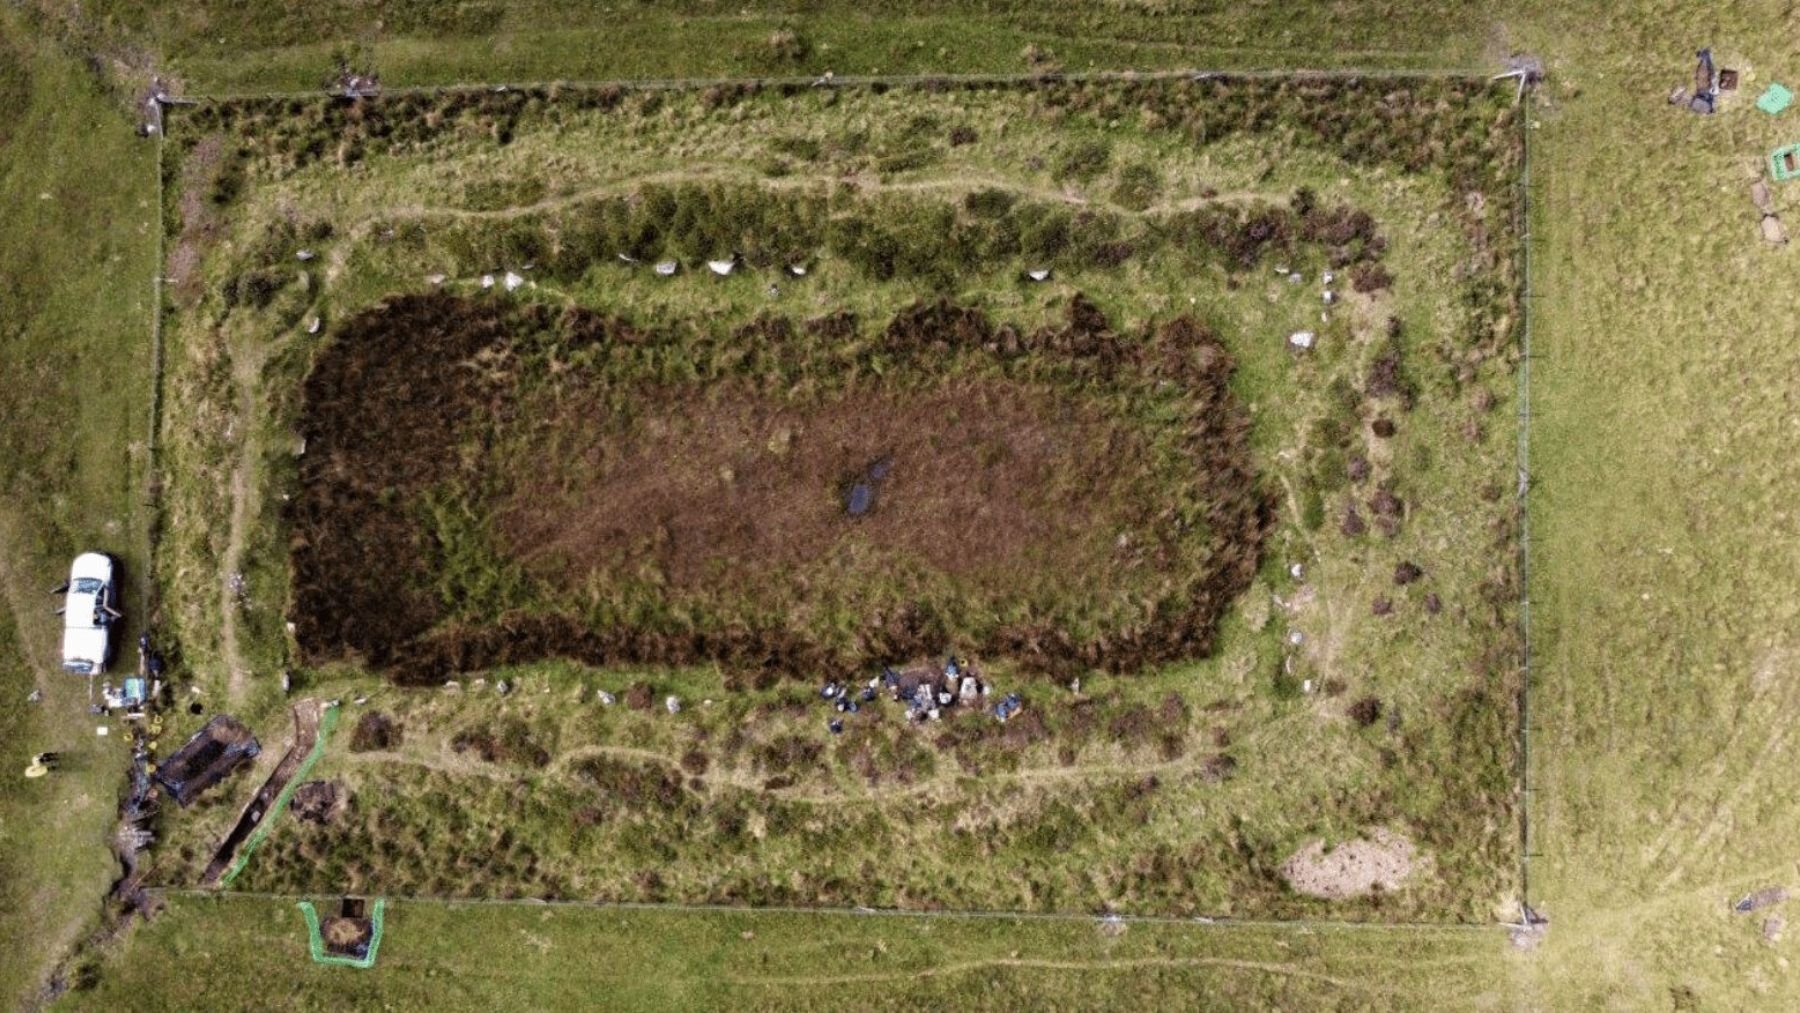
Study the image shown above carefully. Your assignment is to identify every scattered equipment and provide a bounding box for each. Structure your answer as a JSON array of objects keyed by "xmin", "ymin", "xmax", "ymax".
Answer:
[{"xmin": 1693, "ymin": 49, "xmax": 1719, "ymax": 113}]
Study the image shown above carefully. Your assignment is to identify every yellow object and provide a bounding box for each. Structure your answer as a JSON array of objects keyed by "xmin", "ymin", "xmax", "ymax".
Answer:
[{"xmin": 23, "ymin": 762, "xmax": 47, "ymax": 779}]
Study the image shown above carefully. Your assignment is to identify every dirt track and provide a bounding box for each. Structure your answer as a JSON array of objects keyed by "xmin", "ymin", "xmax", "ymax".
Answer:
[{"xmin": 200, "ymin": 698, "xmax": 323, "ymax": 886}]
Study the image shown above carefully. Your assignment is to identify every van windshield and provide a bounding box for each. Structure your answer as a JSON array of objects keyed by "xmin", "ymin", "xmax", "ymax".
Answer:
[{"xmin": 71, "ymin": 577, "xmax": 104, "ymax": 595}]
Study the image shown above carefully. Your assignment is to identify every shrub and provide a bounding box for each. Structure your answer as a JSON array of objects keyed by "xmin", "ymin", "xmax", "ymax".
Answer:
[
  {"xmin": 349, "ymin": 711, "xmax": 403, "ymax": 752},
  {"xmin": 1352, "ymin": 261, "xmax": 1395, "ymax": 293},
  {"xmin": 1366, "ymin": 327, "xmax": 1415, "ymax": 407},
  {"xmin": 1111, "ymin": 162, "xmax": 1162, "ymax": 211},
  {"xmin": 1299, "ymin": 481, "xmax": 1326, "ymax": 531},
  {"xmin": 680, "ymin": 748, "xmax": 710, "ymax": 775},
  {"xmin": 223, "ymin": 269, "xmax": 285, "ymax": 310},
  {"xmin": 450, "ymin": 717, "xmax": 550, "ymax": 768},
  {"xmin": 770, "ymin": 136, "xmax": 822, "ymax": 161},
  {"xmin": 1052, "ymin": 139, "xmax": 1111, "ymax": 183},
  {"xmin": 623, "ymin": 682, "xmax": 654, "ymax": 710},
  {"xmin": 766, "ymin": 29, "xmax": 809, "ymax": 63},
  {"xmin": 963, "ymin": 187, "xmax": 1016, "ymax": 219}
]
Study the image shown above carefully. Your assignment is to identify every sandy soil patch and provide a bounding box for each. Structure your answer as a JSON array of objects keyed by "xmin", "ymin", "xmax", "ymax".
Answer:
[{"xmin": 1280, "ymin": 828, "xmax": 1417, "ymax": 899}]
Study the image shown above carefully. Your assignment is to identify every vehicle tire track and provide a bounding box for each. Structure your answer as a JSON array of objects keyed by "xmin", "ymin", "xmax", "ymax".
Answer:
[{"xmin": 723, "ymin": 955, "xmax": 1385, "ymax": 993}]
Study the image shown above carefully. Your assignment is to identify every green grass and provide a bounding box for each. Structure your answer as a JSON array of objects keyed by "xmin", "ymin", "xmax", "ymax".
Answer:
[
  {"xmin": 69, "ymin": 891, "xmax": 1516, "ymax": 1011},
  {"xmin": 0, "ymin": 10, "xmax": 157, "ymax": 1006},
  {"xmin": 1513, "ymin": 14, "xmax": 1800, "ymax": 1008},
  {"xmin": 79, "ymin": 1, "xmax": 1494, "ymax": 93}
]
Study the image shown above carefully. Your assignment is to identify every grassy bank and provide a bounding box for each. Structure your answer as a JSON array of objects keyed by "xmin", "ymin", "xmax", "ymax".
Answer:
[
  {"xmin": 71, "ymin": 891, "xmax": 1515, "ymax": 1011},
  {"xmin": 76, "ymin": 1, "xmax": 1494, "ymax": 94},
  {"xmin": 0, "ymin": 12, "xmax": 158, "ymax": 1006}
]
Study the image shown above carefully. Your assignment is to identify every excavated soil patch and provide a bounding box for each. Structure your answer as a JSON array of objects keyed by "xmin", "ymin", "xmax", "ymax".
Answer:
[
  {"xmin": 501, "ymin": 380, "xmax": 1152, "ymax": 596},
  {"xmin": 1280, "ymin": 828, "xmax": 1418, "ymax": 899},
  {"xmin": 288, "ymin": 293, "xmax": 1270, "ymax": 683},
  {"xmin": 289, "ymin": 780, "xmax": 346, "ymax": 824}
]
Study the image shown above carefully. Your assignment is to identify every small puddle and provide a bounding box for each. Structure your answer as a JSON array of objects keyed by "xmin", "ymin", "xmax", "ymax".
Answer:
[{"xmin": 845, "ymin": 455, "xmax": 894, "ymax": 517}]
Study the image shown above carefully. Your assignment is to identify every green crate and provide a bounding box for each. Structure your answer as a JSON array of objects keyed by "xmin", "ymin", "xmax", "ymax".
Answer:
[
  {"xmin": 1758, "ymin": 82, "xmax": 1794, "ymax": 115},
  {"xmin": 1772, "ymin": 144, "xmax": 1800, "ymax": 182}
]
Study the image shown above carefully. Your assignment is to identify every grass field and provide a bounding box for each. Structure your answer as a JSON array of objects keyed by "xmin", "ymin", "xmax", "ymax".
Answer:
[
  {"xmin": 1517, "ymin": 9, "xmax": 1800, "ymax": 1008},
  {"xmin": 12, "ymin": 0, "xmax": 1800, "ymax": 1009},
  {"xmin": 0, "ymin": 12, "xmax": 157, "ymax": 1007},
  {"xmin": 79, "ymin": 1, "xmax": 1498, "ymax": 93},
  {"xmin": 66, "ymin": 892, "xmax": 1518, "ymax": 1011}
]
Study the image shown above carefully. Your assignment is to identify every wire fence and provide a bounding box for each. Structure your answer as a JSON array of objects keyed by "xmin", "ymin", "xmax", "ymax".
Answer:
[
  {"xmin": 179, "ymin": 64, "xmax": 1500, "ymax": 105},
  {"xmin": 143, "ymin": 128, "xmax": 166, "ymax": 617},
  {"xmin": 154, "ymin": 886, "xmax": 1507, "ymax": 936},
  {"xmin": 1514, "ymin": 103, "xmax": 1538, "ymax": 913}
]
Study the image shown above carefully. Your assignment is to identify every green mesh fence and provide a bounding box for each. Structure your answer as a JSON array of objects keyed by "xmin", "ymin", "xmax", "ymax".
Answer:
[
  {"xmin": 219, "ymin": 702, "xmax": 339, "ymax": 887},
  {"xmin": 297, "ymin": 898, "xmax": 387, "ymax": 968}
]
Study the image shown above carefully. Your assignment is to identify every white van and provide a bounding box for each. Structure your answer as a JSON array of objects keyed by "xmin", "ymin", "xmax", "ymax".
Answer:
[{"xmin": 59, "ymin": 552, "xmax": 118, "ymax": 675}]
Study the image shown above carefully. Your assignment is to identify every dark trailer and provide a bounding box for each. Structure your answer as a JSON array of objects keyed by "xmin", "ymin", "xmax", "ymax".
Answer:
[{"xmin": 153, "ymin": 714, "xmax": 261, "ymax": 807}]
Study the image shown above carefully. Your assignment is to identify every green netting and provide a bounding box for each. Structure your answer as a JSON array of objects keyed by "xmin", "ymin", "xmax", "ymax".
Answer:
[
  {"xmin": 297, "ymin": 898, "xmax": 386, "ymax": 968},
  {"xmin": 219, "ymin": 702, "xmax": 339, "ymax": 886},
  {"xmin": 1758, "ymin": 82, "xmax": 1794, "ymax": 116},
  {"xmin": 1772, "ymin": 144, "xmax": 1800, "ymax": 182}
]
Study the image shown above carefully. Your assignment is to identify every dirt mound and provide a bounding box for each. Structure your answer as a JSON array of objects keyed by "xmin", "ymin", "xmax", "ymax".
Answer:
[
  {"xmin": 450, "ymin": 717, "xmax": 551, "ymax": 768},
  {"xmin": 319, "ymin": 912, "xmax": 373, "ymax": 957},
  {"xmin": 1280, "ymin": 828, "xmax": 1417, "ymax": 899},
  {"xmin": 288, "ymin": 293, "xmax": 1270, "ymax": 683},
  {"xmin": 323, "ymin": 917, "xmax": 367, "ymax": 948},
  {"xmin": 348, "ymin": 711, "xmax": 402, "ymax": 752},
  {"xmin": 289, "ymin": 780, "xmax": 346, "ymax": 824}
]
